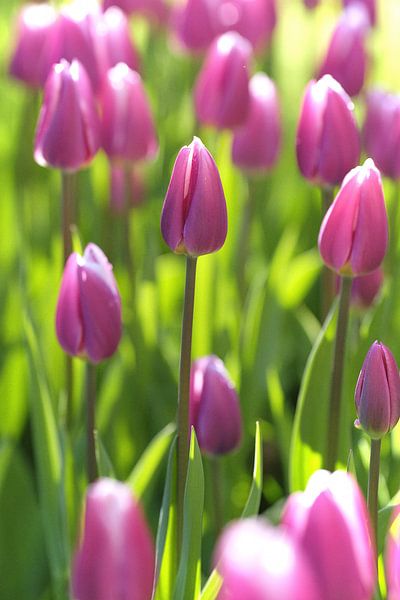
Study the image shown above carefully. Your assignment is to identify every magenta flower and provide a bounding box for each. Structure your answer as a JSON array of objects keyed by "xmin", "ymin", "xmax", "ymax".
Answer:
[
  {"xmin": 318, "ymin": 158, "xmax": 388, "ymax": 276},
  {"xmin": 282, "ymin": 470, "xmax": 376, "ymax": 600},
  {"xmin": 232, "ymin": 72, "xmax": 281, "ymax": 172},
  {"xmin": 189, "ymin": 355, "xmax": 241, "ymax": 455},
  {"xmin": 172, "ymin": 0, "xmax": 218, "ymax": 52},
  {"xmin": 217, "ymin": 0, "xmax": 277, "ymax": 52},
  {"xmin": 102, "ymin": 0, "xmax": 169, "ymax": 24},
  {"xmin": 72, "ymin": 478, "xmax": 155, "ymax": 600},
  {"xmin": 385, "ymin": 505, "xmax": 400, "ymax": 600},
  {"xmin": 296, "ymin": 75, "xmax": 360, "ymax": 186},
  {"xmin": 98, "ymin": 7, "xmax": 140, "ymax": 75},
  {"xmin": 343, "ymin": 0, "xmax": 376, "ymax": 26},
  {"xmin": 56, "ymin": 243, "xmax": 121, "ymax": 364},
  {"xmin": 109, "ymin": 163, "xmax": 145, "ymax": 214},
  {"xmin": 351, "ymin": 267, "xmax": 384, "ymax": 308},
  {"xmin": 160, "ymin": 137, "xmax": 227, "ymax": 256},
  {"xmin": 355, "ymin": 341, "xmax": 400, "ymax": 439}
]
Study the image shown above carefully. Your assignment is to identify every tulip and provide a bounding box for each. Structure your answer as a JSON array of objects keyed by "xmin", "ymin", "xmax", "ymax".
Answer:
[
  {"xmin": 351, "ymin": 268, "xmax": 384, "ymax": 308},
  {"xmin": 282, "ymin": 470, "xmax": 376, "ymax": 600},
  {"xmin": 296, "ymin": 75, "xmax": 360, "ymax": 186},
  {"xmin": 160, "ymin": 136, "xmax": 227, "ymax": 256},
  {"xmin": 8, "ymin": 3, "xmax": 57, "ymax": 88},
  {"xmin": 190, "ymin": 355, "xmax": 241, "ymax": 455},
  {"xmin": 110, "ymin": 163, "xmax": 145, "ymax": 214},
  {"xmin": 217, "ymin": 0, "xmax": 277, "ymax": 51},
  {"xmin": 318, "ymin": 158, "xmax": 388, "ymax": 276},
  {"xmin": 343, "ymin": 0, "xmax": 376, "ymax": 26},
  {"xmin": 34, "ymin": 59, "xmax": 100, "ymax": 171},
  {"xmin": 214, "ymin": 518, "xmax": 321, "ymax": 600},
  {"xmin": 194, "ymin": 31, "xmax": 252, "ymax": 129},
  {"xmin": 98, "ymin": 7, "xmax": 140, "ymax": 75},
  {"xmin": 303, "ymin": 0, "xmax": 320, "ymax": 9},
  {"xmin": 72, "ymin": 478, "xmax": 155, "ymax": 600},
  {"xmin": 102, "ymin": 0, "xmax": 169, "ymax": 24},
  {"xmin": 56, "ymin": 243, "xmax": 121, "ymax": 364},
  {"xmin": 232, "ymin": 72, "xmax": 281, "ymax": 172},
  {"xmin": 172, "ymin": 0, "xmax": 219, "ymax": 52},
  {"xmin": 385, "ymin": 505, "xmax": 400, "ymax": 600}
]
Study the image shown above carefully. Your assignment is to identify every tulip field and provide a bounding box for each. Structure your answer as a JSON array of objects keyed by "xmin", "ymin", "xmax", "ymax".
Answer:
[{"xmin": 4, "ymin": 0, "xmax": 400, "ymax": 598}]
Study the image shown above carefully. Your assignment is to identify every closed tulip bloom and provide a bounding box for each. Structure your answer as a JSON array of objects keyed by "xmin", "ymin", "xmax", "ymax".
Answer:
[
  {"xmin": 354, "ymin": 341, "xmax": 400, "ymax": 439},
  {"xmin": 385, "ymin": 505, "xmax": 400, "ymax": 600},
  {"xmin": 282, "ymin": 470, "xmax": 376, "ymax": 600},
  {"xmin": 232, "ymin": 72, "xmax": 281, "ymax": 172},
  {"xmin": 194, "ymin": 31, "xmax": 252, "ymax": 129},
  {"xmin": 8, "ymin": 3, "xmax": 57, "ymax": 88},
  {"xmin": 173, "ymin": 0, "xmax": 219, "ymax": 52},
  {"xmin": 56, "ymin": 243, "xmax": 121, "ymax": 364},
  {"xmin": 72, "ymin": 478, "xmax": 155, "ymax": 600},
  {"xmin": 98, "ymin": 7, "xmax": 140, "ymax": 75},
  {"xmin": 296, "ymin": 75, "xmax": 360, "ymax": 186},
  {"xmin": 318, "ymin": 158, "xmax": 388, "ymax": 276},
  {"xmin": 344, "ymin": 0, "xmax": 376, "ymax": 26},
  {"xmin": 161, "ymin": 137, "xmax": 227, "ymax": 256},
  {"xmin": 101, "ymin": 63, "xmax": 158, "ymax": 163},
  {"xmin": 189, "ymin": 356, "xmax": 241, "ymax": 455},
  {"xmin": 351, "ymin": 267, "xmax": 384, "ymax": 308},
  {"xmin": 217, "ymin": 0, "xmax": 277, "ymax": 51},
  {"xmin": 214, "ymin": 518, "xmax": 321, "ymax": 600}
]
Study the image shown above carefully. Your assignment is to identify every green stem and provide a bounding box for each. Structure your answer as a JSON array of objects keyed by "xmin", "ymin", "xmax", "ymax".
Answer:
[
  {"xmin": 367, "ymin": 438, "xmax": 381, "ymax": 552},
  {"xmin": 389, "ymin": 181, "xmax": 400, "ymax": 268},
  {"xmin": 325, "ymin": 276, "xmax": 352, "ymax": 471},
  {"xmin": 177, "ymin": 255, "xmax": 197, "ymax": 551},
  {"xmin": 86, "ymin": 362, "xmax": 97, "ymax": 483},
  {"xmin": 320, "ymin": 186, "xmax": 336, "ymax": 319},
  {"xmin": 123, "ymin": 163, "xmax": 136, "ymax": 302},
  {"xmin": 210, "ymin": 457, "xmax": 224, "ymax": 536},
  {"xmin": 237, "ymin": 176, "xmax": 256, "ymax": 304}
]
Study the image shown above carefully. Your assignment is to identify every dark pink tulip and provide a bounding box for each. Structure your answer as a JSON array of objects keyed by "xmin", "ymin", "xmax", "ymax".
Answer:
[
  {"xmin": 161, "ymin": 137, "xmax": 227, "ymax": 256},
  {"xmin": 100, "ymin": 63, "xmax": 158, "ymax": 163},
  {"xmin": 56, "ymin": 243, "xmax": 121, "ymax": 364},
  {"xmin": 354, "ymin": 341, "xmax": 400, "ymax": 439},
  {"xmin": 98, "ymin": 7, "xmax": 140, "ymax": 75},
  {"xmin": 318, "ymin": 158, "xmax": 388, "ymax": 276},
  {"xmin": 102, "ymin": 0, "xmax": 169, "ymax": 24},
  {"xmin": 72, "ymin": 478, "xmax": 155, "ymax": 600},
  {"xmin": 194, "ymin": 31, "xmax": 252, "ymax": 129},
  {"xmin": 189, "ymin": 355, "xmax": 241, "ymax": 455},
  {"xmin": 351, "ymin": 267, "xmax": 384, "ymax": 308},
  {"xmin": 232, "ymin": 72, "xmax": 281, "ymax": 172},
  {"xmin": 282, "ymin": 470, "xmax": 376, "ymax": 600},
  {"xmin": 318, "ymin": 4, "xmax": 370, "ymax": 98},
  {"xmin": 296, "ymin": 75, "xmax": 360, "ymax": 186},
  {"xmin": 110, "ymin": 163, "xmax": 145, "ymax": 214},
  {"xmin": 217, "ymin": 0, "xmax": 277, "ymax": 51},
  {"xmin": 214, "ymin": 518, "xmax": 321, "ymax": 599},
  {"xmin": 385, "ymin": 505, "xmax": 400, "ymax": 600},
  {"xmin": 344, "ymin": 0, "xmax": 376, "ymax": 26},
  {"xmin": 34, "ymin": 60, "xmax": 100, "ymax": 171},
  {"xmin": 8, "ymin": 3, "xmax": 57, "ymax": 88},
  {"xmin": 172, "ymin": 0, "xmax": 219, "ymax": 52}
]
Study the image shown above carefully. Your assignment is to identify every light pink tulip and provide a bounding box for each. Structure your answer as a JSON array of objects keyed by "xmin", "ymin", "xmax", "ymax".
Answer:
[
  {"xmin": 98, "ymin": 7, "xmax": 140, "ymax": 75},
  {"xmin": 344, "ymin": 0, "xmax": 376, "ymax": 26}
]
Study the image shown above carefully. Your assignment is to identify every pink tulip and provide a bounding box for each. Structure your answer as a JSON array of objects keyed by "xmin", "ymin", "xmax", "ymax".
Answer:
[
  {"xmin": 98, "ymin": 7, "xmax": 140, "ymax": 75},
  {"xmin": 109, "ymin": 163, "xmax": 145, "ymax": 214},
  {"xmin": 343, "ymin": 0, "xmax": 376, "ymax": 26},
  {"xmin": 172, "ymin": 0, "xmax": 219, "ymax": 52},
  {"xmin": 351, "ymin": 268, "xmax": 384, "ymax": 308},
  {"xmin": 217, "ymin": 0, "xmax": 277, "ymax": 51},
  {"xmin": 102, "ymin": 0, "xmax": 169, "ymax": 24},
  {"xmin": 385, "ymin": 505, "xmax": 400, "ymax": 600}
]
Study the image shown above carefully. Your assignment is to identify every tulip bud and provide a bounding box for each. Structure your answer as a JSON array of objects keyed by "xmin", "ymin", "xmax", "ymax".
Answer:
[
  {"xmin": 351, "ymin": 267, "xmax": 384, "ymax": 308},
  {"xmin": 109, "ymin": 163, "xmax": 145, "ymax": 214},
  {"xmin": 98, "ymin": 7, "xmax": 140, "ymax": 75},
  {"xmin": 173, "ymin": 0, "xmax": 218, "ymax": 52},
  {"xmin": 194, "ymin": 31, "xmax": 252, "ymax": 129},
  {"xmin": 189, "ymin": 355, "xmax": 241, "ymax": 455},
  {"xmin": 282, "ymin": 470, "xmax": 376, "ymax": 600},
  {"xmin": 56, "ymin": 243, "xmax": 121, "ymax": 364},
  {"xmin": 296, "ymin": 75, "xmax": 360, "ymax": 186},
  {"xmin": 160, "ymin": 137, "xmax": 227, "ymax": 256},
  {"xmin": 8, "ymin": 3, "xmax": 57, "ymax": 88},
  {"xmin": 232, "ymin": 72, "xmax": 281, "ymax": 172},
  {"xmin": 72, "ymin": 478, "xmax": 155, "ymax": 600},
  {"xmin": 385, "ymin": 505, "xmax": 400, "ymax": 600},
  {"xmin": 343, "ymin": 0, "xmax": 376, "ymax": 26},
  {"xmin": 217, "ymin": 0, "xmax": 277, "ymax": 52},
  {"xmin": 102, "ymin": 0, "xmax": 169, "ymax": 24},
  {"xmin": 214, "ymin": 518, "xmax": 321, "ymax": 599},
  {"xmin": 354, "ymin": 341, "xmax": 400, "ymax": 439},
  {"xmin": 318, "ymin": 4, "xmax": 370, "ymax": 98},
  {"xmin": 318, "ymin": 158, "xmax": 388, "ymax": 276},
  {"xmin": 34, "ymin": 60, "xmax": 100, "ymax": 171},
  {"xmin": 100, "ymin": 63, "xmax": 158, "ymax": 163}
]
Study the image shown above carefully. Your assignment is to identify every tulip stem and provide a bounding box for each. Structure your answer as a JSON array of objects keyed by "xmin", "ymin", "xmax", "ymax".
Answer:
[
  {"xmin": 177, "ymin": 255, "xmax": 197, "ymax": 551},
  {"xmin": 320, "ymin": 186, "xmax": 336, "ymax": 319},
  {"xmin": 86, "ymin": 362, "xmax": 97, "ymax": 483},
  {"xmin": 123, "ymin": 164, "xmax": 136, "ymax": 302},
  {"xmin": 237, "ymin": 176, "xmax": 256, "ymax": 304},
  {"xmin": 326, "ymin": 276, "xmax": 352, "ymax": 471},
  {"xmin": 210, "ymin": 456, "xmax": 224, "ymax": 536},
  {"xmin": 367, "ymin": 438, "xmax": 381, "ymax": 550}
]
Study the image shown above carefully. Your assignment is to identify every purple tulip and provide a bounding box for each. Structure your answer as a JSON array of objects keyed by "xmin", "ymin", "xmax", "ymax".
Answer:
[
  {"xmin": 318, "ymin": 158, "xmax": 388, "ymax": 276},
  {"xmin": 351, "ymin": 267, "xmax": 384, "ymax": 308},
  {"xmin": 282, "ymin": 470, "xmax": 376, "ymax": 600},
  {"xmin": 214, "ymin": 518, "xmax": 321, "ymax": 599},
  {"xmin": 217, "ymin": 0, "xmax": 277, "ymax": 51},
  {"xmin": 343, "ymin": 0, "xmax": 376, "ymax": 26},
  {"xmin": 354, "ymin": 341, "xmax": 400, "ymax": 439},
  {"xmin": 296, "ymin": 75, "xmax": 360, "ymax": 186},
  {"xmin": 189, "ymin": 355, "xmax": 241, "ymax": 455},
  {"xmin": 232, "ymin": 72, "xmax": 281, "ymax": 172},
  {"xmin": 318, "ymin": 4, "xmax": 370, "ymax": 98},
  {"xmin": 8, "ymin": 3, "xmax": 58, "ymax": 88},
  {"xmin": 102, "ymin": 0, "xmax": 169, "ymax": 24},
  {"xmin": 172, "ymin": 0, "xmax": 219, "ymax": 52},
  {"xmin": 98, "ymin": 7, "xmax": 140, "ymax": 75},
  {"xmin": 385, "ymin": 505, "xmax": 400, "ymax": 600},
  {"xmin": 100, "ymin": 63, "xmax": 158, "ymax": 163},
  {"xmin": 194, "ymin": 31, "xmax": 252, "ymax": 130},
  {"xmin": 160, "ymin": 137, "xmax": 227, "ymax": 256},
  {"xmin": 56, "ymin": 243, "xmax": 121, "ymax": 364},
  {"xmin": 72, "ymin": 478, "xmax": 155, "ymax": 600}
]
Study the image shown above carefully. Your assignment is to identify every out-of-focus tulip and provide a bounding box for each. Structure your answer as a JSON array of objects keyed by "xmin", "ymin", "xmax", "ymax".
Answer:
[
  {"xmin": 214, "ymin": 518, "xmax": 321, "ymax": 600},
  {"xmin": 351, "ymin": 267, "xmax": 384, "ymax": 308},
  {"xmin": 56, "ymin": 243, "xmax": 121, "ymax": 364},
  {"xmin": 110, "ymin": 163, "xmax": 145, "ymax": 214},
  {"xmin": 303, "ymin": 0, "xmax": 320, "ymax": 10},
  {"xmin": 363, "ymin": 89, "xmax": 400, "ymax": 180},
  {"xmin": 102, "ymin": 0, "xmax": 169, "ymax": 24},
  {"xmin": 8, "ymin": 3, "xmax": 57, "ymax": 88},
  {"xmin": 354, "ymin": 341, "xmax": 400, "ymax": 439},
  {"xmin": 217, "ymin": 0, "xmax": 277, "ymax": 51},
  {"xmin": 172, "ymin": 0, "xmax": 219, "ymax": 52},
  {"xmin": 34, "ymin": 60, "xmax": 100, "ymax": 171},
  {"xmin": 318, "ymin": 158, "xmax": 388, "ymax": 276},
  {"xmin": 296, "ymin": 75, "xmax": 360, "ymax": 186},
  {"xmin": 282, "ymin": 470, "xmax": 376, "ymax": 600},
  {"xmin": 385, "ymin": 505, "xmax": 400, "ymax": 600},
  {"xmin": 194, "ymin": 31, "xmax": 252, "ymax": 129},
  {"xmin": 100, "ymin": 63, "xmax": 158, "ymax": 163},
  {"xmin": 344, "ymin": 0, "xmax": 376, "ymax": 26},
  {"xmin": 98, "ymin": 7, "xmax": 140, "ymax": 75},
  {"xmin": 318, "ymin": 4, "xmax": 370, "ymax": 98},
  {"xmin": 72, "ymin": 478, "xmax": 155, "ymax": 600},
  {"xmin": 232, "ymin": 72, "xmax": 281, "ymax": 172},
  {"xmin": 189, "ymin": 355, "xmax": 241, "ymax": 455},
  {"xmin": 160, "ymin": 136, "xmax": 227, "ymax": 256}
]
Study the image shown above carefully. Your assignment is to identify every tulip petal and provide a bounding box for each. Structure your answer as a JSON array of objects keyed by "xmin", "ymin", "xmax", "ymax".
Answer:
[{"xmin": 160, "ymin": 146, "xmax": 191, "ymax": 252}]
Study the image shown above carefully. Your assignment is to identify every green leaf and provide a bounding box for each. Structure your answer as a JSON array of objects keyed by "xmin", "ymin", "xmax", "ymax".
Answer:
[
  {"xmin": 241, "ymin": 421, "xmax": 263, "ymax": 518},
  {"xmin": 95, "ymin": 432, "xmax": 115, "ymax": 478},
  {"xmin": 200, "ymin": 569, "xmax": 223, "ymax": 600}
]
